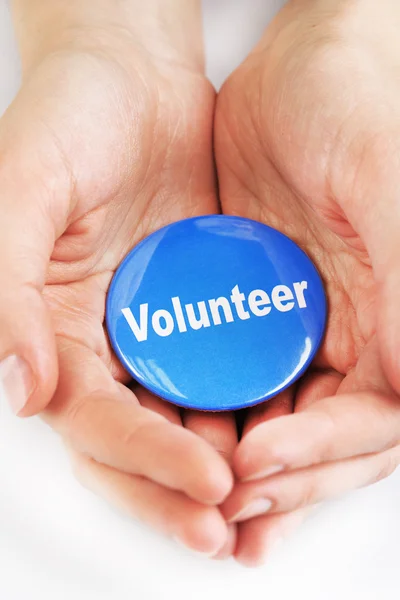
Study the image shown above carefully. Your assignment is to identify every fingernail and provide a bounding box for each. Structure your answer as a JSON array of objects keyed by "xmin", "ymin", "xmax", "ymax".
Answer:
[
  {"xmin": 173, "ymin": 536, "xmax": 219, "ymax": 558},
  {"xmin": 229, "ymin": 498, "xmax": 272, "ymax": 523},
  {"xmin": 241, "ymin": 465, "xmax": 284, "ymax": 482},
  {"xmin": 0, "ymin": 355, "xmax": 35, "ymax": 415}
]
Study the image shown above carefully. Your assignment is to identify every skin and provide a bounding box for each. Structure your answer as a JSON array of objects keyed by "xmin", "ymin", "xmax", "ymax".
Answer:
[
  {"xmin": 2, "ymin": 0, "xmax": 399, "ymax": 567},
  {"xmin": 1, "ymin": 0, "xmax": 236, "ymax": 556},
  {"xmin": 216, "ymin": 0, "xmax": 400, "ymax": 565}
]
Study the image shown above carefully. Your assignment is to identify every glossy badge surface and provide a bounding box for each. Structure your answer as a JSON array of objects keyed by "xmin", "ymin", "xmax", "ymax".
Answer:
[{"xmin": 106, "ymin": 216, "xmax": 327, "ymax": 411}]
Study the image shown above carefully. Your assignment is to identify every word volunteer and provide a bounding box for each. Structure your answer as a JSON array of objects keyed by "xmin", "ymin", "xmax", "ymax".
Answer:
[{"xmin": 122, "ymin": 281, "xmax": 309, "ymax": 343}]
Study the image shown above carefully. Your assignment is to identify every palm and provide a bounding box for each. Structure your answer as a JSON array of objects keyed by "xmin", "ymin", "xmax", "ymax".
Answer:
[
  {"xmin": 216, "ymin": 21, "xmax": 387, "ymax": 409},
  {"xmin": 214, "ymin": 4, "xmax": 400, "ymax": 564},
  {"xmin": 216, "ymin": 88, "xmax": 377, "ymax": 395},
  {"xmin": 15, "ymin": 44, "xmax": 236, "ymax": 555},
  {"xmin": 37, "ymin": 46, "xmax": 216, "ymax": 392}
]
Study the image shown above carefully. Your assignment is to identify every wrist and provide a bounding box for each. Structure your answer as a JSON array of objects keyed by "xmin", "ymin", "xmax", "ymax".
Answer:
[{"xmin": 12, "ymin": 0, "xmax": 204, "ymax": 75}]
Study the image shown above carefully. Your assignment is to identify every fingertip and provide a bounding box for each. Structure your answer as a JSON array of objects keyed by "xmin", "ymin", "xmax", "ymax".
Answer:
[
  {"xmin": 0, "ymin": 347, "xmax": 58, "ymax": 418},
  {"xmin": 20, "ymin": 361, "xmax": 58, "ymax": 418},
  {"xmin": 234, "ymin": 520, "xmax": 277, "ymax": 568},
  {"xmin": 0, "ymin": 354, "xmax": 34, "ymax": 417},
  {"xmin": 177, "ymin": 507, "xmax": 228, "ymax": 556},
  {"xmin": 234, "ymin": 523, "xmax": 269, "ymax": 568},
  {"xmin": 232, "ymin": 425, "xmax": 277, "ymax": 482},
  {"xmin": 235, "ymin": 554, "xmax": 266, "ymax": 568},
  {"xmin": 181, "ymin": 428, "xmax": 234, "ymax": 504},
  {"xmin": 212, "ymin": 524, "xmax": 237, "ymax": 560},
  {"xmin": 203, "ymin": 457, "xmax": 235, "ymax": 505},
  {"xmin": 235, "ymin": 507, "xmax": 315, "ymax": 567},
  {"xmin": 0, "ymin": 294, "xmax": 58, "ymax": 418},
  {"xmin": 232, "ymin": 446, "xmax": 254, "ymax": 482},
  {"xmin": 21, "ymin": 358, "xmax": 58, "ymax": 418},
  {"xmin": 232, "ymin": 415, "xmax": 306, "ymax": 481}
]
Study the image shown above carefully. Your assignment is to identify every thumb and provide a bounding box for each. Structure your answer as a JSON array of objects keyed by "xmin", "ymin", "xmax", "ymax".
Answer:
[{"xmin": 0, "ymin": 115, "xmax": 68, "ymax": 417}]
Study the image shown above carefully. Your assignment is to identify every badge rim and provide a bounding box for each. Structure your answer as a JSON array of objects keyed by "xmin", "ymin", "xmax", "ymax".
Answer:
[{"xmin": 106, "ymin": 215, "xmax": 327, "ymax": 411}]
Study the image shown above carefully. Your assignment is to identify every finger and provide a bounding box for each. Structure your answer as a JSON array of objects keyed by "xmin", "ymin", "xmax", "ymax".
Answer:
[
  {"xmin": 223, "ymin": 447, "xmax": 400, "ymax": 521},
  {"xmin": 233, "ymin": 344, "xmax": 400, "ymax": 481},
  {"xmin": 69, "ymin": 449, "xmax": 228, "ymax": 556},
  {"xmin": 183, "ymin": 410, "xmax": 238, "ymax": 464},
  {"xmin": 234, "ymin": 506, "xmax": 316, "ymax": 568},
  {"xmin": 178, "ymin": 407, "xmax": 239, "ymax": 558},
  {"xmin": 45, "ymin": 337, "xmax": 234, "ymax": 504},
  {"xmin": 0, "ymin": 114, "xmax": 67, "ymax": 416},
  {"xmin": 243, "ymin": 387, "xmax": 294, "ymax": 435},
  {"xmin": 135, "ymin": 386, "xmax": 182, "ymax": 425},
  {"xmin": 295, "ymin": 369, "xmax": 343, "ymax": 411},
  {"xmin": 234, "ymin": 391, "xmax": 400, "ymax": 481},
  {"xmin": 235, "ymin": 388, "xmax": 294, "ymax": 478},
  {"xmin": 213, "ymin": 524, "xmax": 238, "ymax": 561}
]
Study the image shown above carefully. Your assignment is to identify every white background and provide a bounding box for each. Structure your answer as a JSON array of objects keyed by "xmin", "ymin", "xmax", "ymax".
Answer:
[{"xmin": 0, "ymin": 1, "xmax": 399, "ymax": 598}]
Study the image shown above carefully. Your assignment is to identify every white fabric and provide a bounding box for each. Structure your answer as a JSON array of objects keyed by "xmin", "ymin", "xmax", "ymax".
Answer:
[{"xmin": 0, "ymin": 1, "xmax": 399, "ymax": 598}]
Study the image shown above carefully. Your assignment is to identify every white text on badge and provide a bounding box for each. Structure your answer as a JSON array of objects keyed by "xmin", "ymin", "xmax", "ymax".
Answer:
[{"xmin": 121, "ymin": 281, "xmax": 309, "ymax": 342}]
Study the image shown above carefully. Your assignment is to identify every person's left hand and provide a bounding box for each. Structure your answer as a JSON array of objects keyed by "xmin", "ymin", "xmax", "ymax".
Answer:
[{"xmin": 215, "ymin": 0, "xmax": 400, "ymax": 566}]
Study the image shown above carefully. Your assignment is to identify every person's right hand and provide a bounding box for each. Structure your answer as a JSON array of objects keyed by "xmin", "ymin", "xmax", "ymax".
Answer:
[{"xmin": 0, "ymin": 1, "xmax": 235, "ymax": 556}]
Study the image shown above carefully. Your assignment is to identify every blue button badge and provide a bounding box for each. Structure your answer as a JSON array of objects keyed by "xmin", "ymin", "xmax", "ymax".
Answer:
[{"xmin": 106, "ymin": 216, "xmax": 327, "ymax": 411}]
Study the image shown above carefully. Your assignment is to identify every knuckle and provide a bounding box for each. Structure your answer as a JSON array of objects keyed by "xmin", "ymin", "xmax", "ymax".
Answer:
[
  {"xmin": 63, "ymin": 388, "xmax": 112, "ymax": 440},
  {"xmin": 314, "ymin": 410, "xmax": 338, "ymax": 462},
  {"xmin": 284, "ymin": 474, "xmax": 320, "ymax": 512},
  {"xmin": 65, "ymin": 396, "xmax": 91, "ymax": 441},
  {"xmin": 119, "ymin": 416, "xmax": 161, "ymax": 452},
  {"xmin": 296, "ymin": 481, "xmax": 319, "ymax": 510}
]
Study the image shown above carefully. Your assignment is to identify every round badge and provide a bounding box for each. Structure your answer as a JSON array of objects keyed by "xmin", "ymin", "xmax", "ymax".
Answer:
[{"xmin": 106, "ymin": 216, "xmax": 327, "ymax": 411}]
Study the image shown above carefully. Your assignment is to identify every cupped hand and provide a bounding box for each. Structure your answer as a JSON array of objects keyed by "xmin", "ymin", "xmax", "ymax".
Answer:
[
  {"xmin": 0, "ymin": 23, "xmax": 236, "ymax": 555},
  {"xmin": 215, "ymin": 0, "xmax": 400, "ymax": 565}
]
